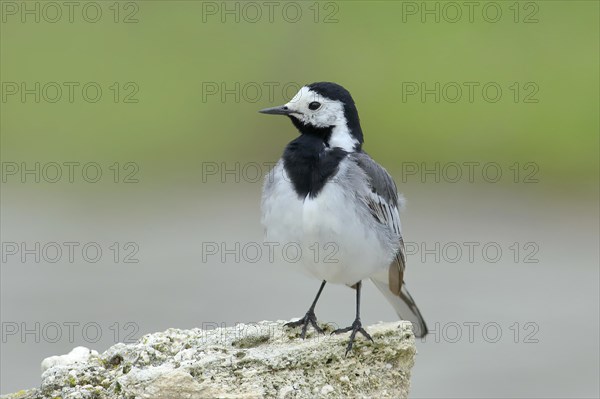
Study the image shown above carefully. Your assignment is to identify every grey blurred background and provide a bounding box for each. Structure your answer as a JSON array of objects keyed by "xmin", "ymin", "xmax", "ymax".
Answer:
[{"xmin": 1, "ymin": 1, "xmax": 598, "ymax": 397}]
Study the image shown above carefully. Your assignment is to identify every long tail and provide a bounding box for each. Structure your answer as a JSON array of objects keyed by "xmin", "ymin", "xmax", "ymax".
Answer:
[{"xmin": 371, "ymin": 270, "xmax": 428, "ymax": 338}]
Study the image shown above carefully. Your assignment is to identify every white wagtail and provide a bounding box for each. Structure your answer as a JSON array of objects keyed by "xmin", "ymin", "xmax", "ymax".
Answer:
[{"xmin": 259, "ymin": 82, "xmax": 428, "ymax": 354}]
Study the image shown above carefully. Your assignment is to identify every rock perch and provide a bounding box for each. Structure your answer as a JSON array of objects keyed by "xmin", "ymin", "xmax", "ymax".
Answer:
[{"xmin": 2, "ymin": 320, "xmax": 418, "ymax": 399}]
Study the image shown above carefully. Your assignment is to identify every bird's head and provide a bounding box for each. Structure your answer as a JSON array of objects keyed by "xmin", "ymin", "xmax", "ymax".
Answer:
[{"xmin": 259, "ymin": 82, "xmax": 364, "ymax": 152}]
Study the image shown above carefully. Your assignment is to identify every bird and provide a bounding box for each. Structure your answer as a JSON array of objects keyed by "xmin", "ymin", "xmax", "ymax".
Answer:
[{"xmin": 259, "ymin": 82, "xmax": 428, "ymax": 355}]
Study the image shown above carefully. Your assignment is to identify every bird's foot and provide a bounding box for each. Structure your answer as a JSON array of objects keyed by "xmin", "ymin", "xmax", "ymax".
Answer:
[
  {"xmin": 332, "ymin": 318, "xmax": 374, "ymax": 356},
  {"xmin": 285, "ymin": 310, "xmax": 324, "ymax": 339}
]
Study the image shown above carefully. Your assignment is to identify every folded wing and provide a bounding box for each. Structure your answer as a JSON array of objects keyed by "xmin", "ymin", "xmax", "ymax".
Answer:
[{"xmin": 351, "ymin": 152, "xmax": 428, "ymax": 338}]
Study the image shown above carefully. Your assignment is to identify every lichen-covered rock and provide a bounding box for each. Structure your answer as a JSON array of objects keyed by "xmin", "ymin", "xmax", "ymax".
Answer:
[
  {"xmin": 41, "ymin": 346, "xmax": 99, "ymax": 373},
  {"xmin": 1, "ymin": 320, "xmax": 417, "ymax": 399}
]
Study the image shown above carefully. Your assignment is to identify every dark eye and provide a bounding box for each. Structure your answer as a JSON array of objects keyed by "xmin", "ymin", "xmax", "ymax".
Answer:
[{"xmin": 308, "ymin": 101, "xmax": 321, "ymax": 110}]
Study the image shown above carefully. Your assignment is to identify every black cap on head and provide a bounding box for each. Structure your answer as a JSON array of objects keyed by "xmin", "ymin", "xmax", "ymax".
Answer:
[
  {"xmin": 307, "ymin": 82, "xmax": 364, "ymax": 145},
  {"xmin": 307, "ymin": 82, "xmax": 355, "ymax": 105}
]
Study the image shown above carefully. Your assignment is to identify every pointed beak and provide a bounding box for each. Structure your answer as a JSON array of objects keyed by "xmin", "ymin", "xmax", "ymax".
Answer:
[{"xmin": 258, "ymin": 105, "xmax": 293, "ymax": 115}]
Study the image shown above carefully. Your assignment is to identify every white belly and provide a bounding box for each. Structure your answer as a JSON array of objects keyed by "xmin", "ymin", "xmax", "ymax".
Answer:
[{"xmin": 262, "ymin": 171, "xmax": 393, "ymax": 285}]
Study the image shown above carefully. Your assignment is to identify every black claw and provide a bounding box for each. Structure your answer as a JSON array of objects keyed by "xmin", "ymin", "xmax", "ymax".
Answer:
[
  {"xmin": 332, "ymin": 319, "xmax": 373, "ymax": 356},
  {"xmin": 285, "ymin": 310, "xmax": 324, "ymax": 338}
]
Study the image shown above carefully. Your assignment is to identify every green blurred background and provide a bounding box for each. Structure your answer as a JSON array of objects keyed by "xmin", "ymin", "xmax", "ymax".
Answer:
[
  {"xmin": 1, "ymin": 1, "xmax": 599, "ymax": 397},
  {"xmin": 1, "ymin": 1, "xmax": 598, "ymax": 188}
]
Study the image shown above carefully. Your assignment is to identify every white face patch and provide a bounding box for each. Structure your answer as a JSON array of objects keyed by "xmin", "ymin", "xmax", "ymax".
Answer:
[{"xmin": 284, "ymin": 86, "xmax": 359, "ymax": 152}]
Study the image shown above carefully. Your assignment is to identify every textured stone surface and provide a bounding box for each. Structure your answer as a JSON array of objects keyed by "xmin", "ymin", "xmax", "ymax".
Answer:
[{"xmin": 1, "ymin": 320, "xmax": 417, "ymax": 399}]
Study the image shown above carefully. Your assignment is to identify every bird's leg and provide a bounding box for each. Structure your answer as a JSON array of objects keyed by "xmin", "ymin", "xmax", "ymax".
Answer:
[
  {"xmin": 285, "ymin": 280, "xmax": 326, "ymax": 338},
  {"xmin": 332, "ymin": 281, "xmax": 374, "ymax": 356}
]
